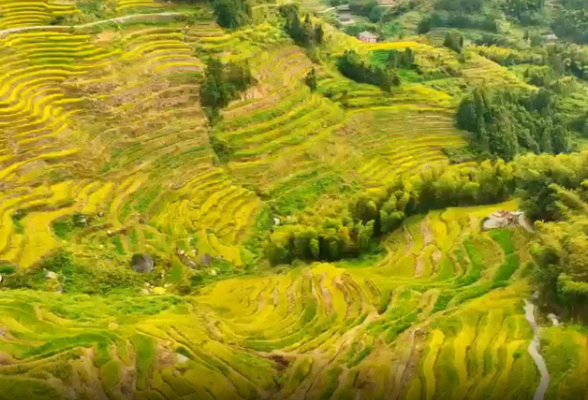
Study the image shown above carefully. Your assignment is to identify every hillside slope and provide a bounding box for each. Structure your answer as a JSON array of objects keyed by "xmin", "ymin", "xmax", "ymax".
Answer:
[{"xmin": 0, "ymin": 1, "xmax": 587, "ymax": 399}]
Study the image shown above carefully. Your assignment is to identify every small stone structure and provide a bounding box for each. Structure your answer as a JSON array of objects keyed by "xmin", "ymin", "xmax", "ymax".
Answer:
[
  {"xmin": 132, "ymin": 254, "xmax": 154, "ymax": 273},
  {"xmin": 199, "ymin": 253, "xmax": 213, "ymax": 267},
  {"xmin": 482, "ymin": 210, "xmax": 530, "ymax": 231},
  {"xmin": 358, "ymin": 31, "xmax": 378, "ymax": 43}
]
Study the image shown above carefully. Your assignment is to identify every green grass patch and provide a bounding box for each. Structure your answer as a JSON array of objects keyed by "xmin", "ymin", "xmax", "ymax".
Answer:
[
  {"xmin": 130, "ymin": 334, "xmax": 156, "ymax": 391},
  {"xmin": 379, "ymin": 288, "xmax": 393, "ymax": 313},
  {"xmin": 111, "ymin": 235, "xmax": 126, "ymax": 256},
  {"xmin": 489, "ymin": 229, "xmax": 515, "ymax": 254},
  {"xmin": 433, "ymin": 290, "xmax": 454, "ymax": 312},
  {"xmin": 456, "ymin": 238, "xmax": 483, "ymax": 287},
  {"xmin": 100, "ymin": 360, "xmax": 122, "ymax": 389},
  {"xmin": 493, "ymin": 253, "xmax": 519, "ymax": 283},
  {"xmin": 490, "ymin": 229, "xmax": 519, "ymax": 283},
  {"xmin": 318, "ymin": 366, "xmax": 343, "ymax": 400},
  {"xmin": 0, "ymin": 376, "xmax": 61, "ymax": 400}
]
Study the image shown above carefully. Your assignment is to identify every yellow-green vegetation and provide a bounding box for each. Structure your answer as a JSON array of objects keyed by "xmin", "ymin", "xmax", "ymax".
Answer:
[
  {"xmin": 0, "ymin": 0, "xmax": 587, "ymax": 399},
  {"xmin": 0, "ymin": 202, "xmax": 549, "ymax": 400}
]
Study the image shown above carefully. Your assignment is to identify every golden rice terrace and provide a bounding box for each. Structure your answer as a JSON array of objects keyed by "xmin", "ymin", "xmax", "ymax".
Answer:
[{"xmin": 0, "ymin": 0, "xmax": 587, "ymax": 399}]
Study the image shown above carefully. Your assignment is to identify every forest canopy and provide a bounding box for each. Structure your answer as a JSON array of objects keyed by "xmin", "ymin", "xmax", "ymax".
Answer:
[{"xmin": 456, "ymin": 88, "xmax": 573, "ymax": 160}]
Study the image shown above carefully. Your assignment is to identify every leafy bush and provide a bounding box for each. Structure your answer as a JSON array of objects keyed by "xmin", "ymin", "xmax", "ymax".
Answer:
[
  {"xmin": 338, "ymin": 50, "xmax": 400, "ymax": 92},
  {"xmin": 443, "ymin": 30, "xmax": 463, "ymax": 53},
  {"xmin": 305, "ymin": 68, "xmax": 318, "ymax": 90},
  {"xmin": 213, "ymin": 0, "xmax": 252, "ymax": 29},
  {"xmin": 0, "ymin": 263, "xmax": 16, "ymax": 274},
  {"xmin": 200, "ymin": 57, "xmax": 255, "ymax": 127}
]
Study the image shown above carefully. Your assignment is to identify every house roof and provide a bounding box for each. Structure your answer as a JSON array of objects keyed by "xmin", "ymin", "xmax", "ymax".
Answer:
[{"xmin": 358, "ymin": 31, "xmax": 378, "ymax": 38}]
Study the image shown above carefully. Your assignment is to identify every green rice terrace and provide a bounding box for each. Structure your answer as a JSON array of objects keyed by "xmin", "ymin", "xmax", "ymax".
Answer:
[{"xmin": 1, "ymin": 0, "xmax": 588, "ymax": 398}]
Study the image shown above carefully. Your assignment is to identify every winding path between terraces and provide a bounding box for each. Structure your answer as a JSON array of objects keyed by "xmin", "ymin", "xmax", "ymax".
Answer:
[
  {"xmin": 0, "ymin": 12, "xmax": 184, "ymax": 38},
  {"xmin": 524, "ymin": 300, "xmax": 550, "ymax": 400}
]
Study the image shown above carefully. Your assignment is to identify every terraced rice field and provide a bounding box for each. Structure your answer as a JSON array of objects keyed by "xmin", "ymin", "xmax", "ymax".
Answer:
[
  {"xmin": 0, "ymin": 6, "xmax": 581, "ymax": 400},
  {"xmin": 461, "ymin": 53, "xmax": 529, "ymax": 88},
  {"xmin": 0, "ymin": 0, "xmax": 77, "ymax": 28},
  {"xmin": 2, "ymin": 201, "xmax": 582, "ymax": 399},
  {"xmin": 0, "ymin": 13, "xmax": 472, "ymax": 269},
  {"xmin": 0, "ymin": 20, "xmax": 268, "ymax": 269},
  {"xmin": 341, "ymin": 108, "xmax": 467, "ymax": 188}
]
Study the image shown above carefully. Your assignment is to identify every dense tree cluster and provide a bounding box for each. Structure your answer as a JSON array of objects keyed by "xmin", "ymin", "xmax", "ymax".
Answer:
[
  {"xmin": 443, "ymin": 30, "xmax": 464, "ymax": 53},
  {"xmin": 552, "ymin": 0, "xmax": 588, "ymax": 44},
  {"xmin": 474, "ymin": 34, "xmax": 511, "ymax": 48},
  {"xmin": 266, "ymin": 160, "xmax": 515, "ymax": 265},
  {"xmin": 200, "ymin": 57, "xmax": 255, "ymax": 123},
  {"xmin": 347, "ymin": 0, "xmax": 415, "ymax": 24},
  {"xmin": 547, "ymin": 45, "xmax": 588, "ymax": 82},
  {"xmin": 521, "ymin": 66, "xmax": 578, "ymax": 95},
  {"xmin": 212, "ymin": 0, "xmax": 251, "ymax": 29},
  {"xmin": 347, "ymin": 0, "xmax": 380, "ymax": 22},
  {"xmin": 417, "ymin": 12, "xmax": 498, "ymax": 33},
  {"xmin": 386, "ymin": 48, "xmax": 415, "ymax": 69},
  {"xmin": 456, "ymin": 87, "xmax": 572, "ymax": 160},
  {"xmin": 580, "ymin": 112, "xmax": 588, "ymax": 137},
  {"xmin": 338, "ymin": 50, "xmax": 400, "ymax": 92},
  {"xmin": 434, "ymin": 0, "xmax": 483, "ymax": 13},
  {"xmin": 380, "ymin": 0, "xmax": 417, "ymax": 22},
  {"xmin": 280, "ymin": 5, "xmax": 324, "ymax": 47},
  {"xmin": 502, "ymin": 0, "xmax": 544, "ymax": 26},
  {"xmin": 514, "ymin": 152, "xmax": 588, "ymax": 318}
]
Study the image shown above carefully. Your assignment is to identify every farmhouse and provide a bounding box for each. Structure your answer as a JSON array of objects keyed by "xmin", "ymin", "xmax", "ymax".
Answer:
[
  {"xmin": 543, "ymin": 33, "xmax": 558, "ymax": 43},
  {"xmin": 336, "ymin": 5, "xmax": 355, "ymax": 24},
  {"xmin": 338, "ymin": 12, "xmax": 354, "ymax": 24},
  {"xmin": 358, "ymin": 31, "xmax": 378, "ymax": 43},
  {"xmin": 482, "ymin": 210, "xmax": 531, "ymax": 231}
]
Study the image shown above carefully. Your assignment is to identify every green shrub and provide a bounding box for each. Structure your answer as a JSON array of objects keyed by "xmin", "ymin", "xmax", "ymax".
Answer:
[{"xmin": 0, "ymin": 264, "xmax": 16, "ymax": 274}]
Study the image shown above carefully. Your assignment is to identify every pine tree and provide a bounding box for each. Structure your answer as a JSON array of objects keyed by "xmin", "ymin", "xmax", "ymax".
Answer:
[
  {"xmin": 310, "ymin": 238, "xmax": 320, "ymax": 259},
  {"xmin": 387, "ymin": 50, "xmax": 398, "ymax": 68},
  {"xmin": 314, "ymin": 24, "xmax": 324, "ymax": 44},
  {"xmin": 380, "ymin": 70, "xmax": 393, "ymax": 93},
  {"xmin": 404, "ymin": 47, "xmax": 415, "ymax": 67},
  {"xmin": 540, "ymin": 123, "xmax": 554, "ymax": 153},
  {"xmin": 551, "ymin": 124, "xmax": 571, "ymax": 154}
]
